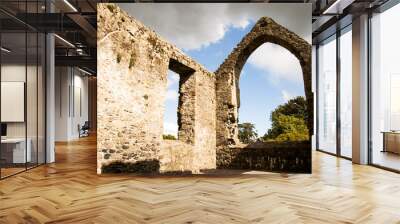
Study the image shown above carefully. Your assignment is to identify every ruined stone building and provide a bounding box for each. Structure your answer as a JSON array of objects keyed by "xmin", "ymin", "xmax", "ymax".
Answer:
[{"xmin": 97, "ymin": 4, "xmax": 312, "ymax": 174}]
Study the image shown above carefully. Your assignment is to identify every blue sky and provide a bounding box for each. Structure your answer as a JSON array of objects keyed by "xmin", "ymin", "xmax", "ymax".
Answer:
[
  {"xmin": 164, "ymin": 22, "xmax": 304, "ymax": 136},
  {"xmin": 118, "ymin": 3, "xmax": 310, "ymax": 136}
]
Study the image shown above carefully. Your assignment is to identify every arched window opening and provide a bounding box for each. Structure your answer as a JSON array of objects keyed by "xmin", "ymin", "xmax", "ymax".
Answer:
[{"xmin": 237, "ymin": 43, "xmax": 307, "ymax": 144}]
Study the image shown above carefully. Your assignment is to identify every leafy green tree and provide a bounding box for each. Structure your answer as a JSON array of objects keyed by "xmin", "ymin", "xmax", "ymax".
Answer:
[
  {"xmin": 263, "ymin": 96, "xmax": 309, "ymax": 141},
  {"xmin": 265, "ymin": 114, "xmax": 309, "ymax": 141},
  {"xmin": 271, "ymin": 96, "xmax": 307, "ymax": 121},
  {"xmin": 238, "ymin": 122, "xmax": 258, "ymax": 144}
]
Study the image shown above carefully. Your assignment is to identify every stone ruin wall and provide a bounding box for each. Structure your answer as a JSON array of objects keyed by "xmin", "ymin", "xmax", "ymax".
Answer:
[
  {"xmin": 97, "ymin": 4, "xmax": 216, "ymax": 174},
  {"xmin": 97, "ymin": 4, "xmax": 312, "ymax": 174}
]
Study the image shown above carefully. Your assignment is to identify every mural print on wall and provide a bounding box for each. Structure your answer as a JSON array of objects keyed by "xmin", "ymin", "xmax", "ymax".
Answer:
[{"xmin": 97, "ymin": 3, "xmax": 312, "ymax": 174}]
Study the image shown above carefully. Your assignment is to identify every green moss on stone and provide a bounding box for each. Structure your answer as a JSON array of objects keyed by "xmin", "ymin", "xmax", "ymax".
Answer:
[
  {"xmin": 129, "ymin": 54, "xmax": 136, "ymax": 69},
  {"xmin": 106, "ymin": 5, "xmax": 115, "ymax": 13}
]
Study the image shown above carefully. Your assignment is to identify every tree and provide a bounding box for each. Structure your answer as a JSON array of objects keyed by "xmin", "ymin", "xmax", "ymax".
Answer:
[
  {"xmin": 271, "ymin": 96, "xmax": 307, "ymax": 121},
  {"xmin": 263, "ymin": 96, "xmax": 309, "ymax": 141},
  {"xmin": 238, "ymin": 122, "xmax": 258, "ymax": 144},
  {"xmin": 265, "ymin": 114, "xmax": 309, "ymax": 141}
]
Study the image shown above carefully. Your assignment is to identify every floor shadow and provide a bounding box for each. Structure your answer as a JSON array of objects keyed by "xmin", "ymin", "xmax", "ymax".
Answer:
[{"xmin": 101, "ymin": 159, "xmax": 160, "ymax": 174}]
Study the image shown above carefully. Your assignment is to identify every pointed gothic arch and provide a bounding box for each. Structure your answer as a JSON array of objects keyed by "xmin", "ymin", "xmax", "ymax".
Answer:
[{"xmin": 215, "ymin": 17, "xmax": 312, "ymax": 146}]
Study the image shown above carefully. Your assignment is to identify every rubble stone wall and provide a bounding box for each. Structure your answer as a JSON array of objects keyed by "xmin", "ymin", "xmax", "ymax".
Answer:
[
  {"xmin": 97, "ymin": 4, "xmax": 216, "ymax": 174},
  {"xmin": 217, "ymin": 141, "xmax": 311, "ymax": 173}
]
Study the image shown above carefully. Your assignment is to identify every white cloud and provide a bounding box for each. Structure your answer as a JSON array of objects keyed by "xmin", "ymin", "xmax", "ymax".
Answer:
[
  {"xmin": 118, "ymin": 3, "xmax": 311, "ymax": 51},
  {"xmin": 281, "ymin": 90, "xmax": 294, "ymax": 102},
  {"xmin": 165, "ymin": 89, "xmax": 178, "ymax": 101},
  {"xmin": 167, "ymin": 70, "xmax": 179, "ymax": 88},
  {"xmin": 164, "ymin": 122, "xmax": 178, "ymax": 136},
  {"xmin": 166, "ymin": 70, "xmax": 180, "ymax": 101},
  {"xmin": 247, "ymin": 43, "xmax": 302, "ymax": 83}
]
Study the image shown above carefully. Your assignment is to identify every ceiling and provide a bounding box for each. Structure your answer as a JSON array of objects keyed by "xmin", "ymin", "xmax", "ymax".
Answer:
[
  {"xmin": 0, "ymin": 0, "xmax": 394, "ymax": 75},
  {"xmin": 0, "ymin": 0, "xmax": 100, "ymax": 74},
  {"xmin": 311, "ymin": 0, "xmax": 390, "ymax": 43}
]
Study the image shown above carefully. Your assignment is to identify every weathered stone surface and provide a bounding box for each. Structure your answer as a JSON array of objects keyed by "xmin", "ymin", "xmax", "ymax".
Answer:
[
  {"xmin": 217, "ymin": 141, "xmax": 311, "ymax": 173},
  {"xmin": 97, "ymin": 4, "xmax": 216, "ymax": 174},
  {"xmin": 159, "ymin": 140, "xmax": 196, "ymax": 173},
  {"xmin": 215, "ymin": 17, "xmax": 313, "ymax": 147},
  {"xmin": 97, "ymin": 4, "xmax": 311, "ymax": 174}
]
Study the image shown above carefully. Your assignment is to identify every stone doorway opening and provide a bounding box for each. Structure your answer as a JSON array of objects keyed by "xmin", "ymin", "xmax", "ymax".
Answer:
[
  {"xmin": 163, "ymin": 69, "xmax": 180, "ymax": 140},
  {"xmin": 164, "ymin": 59, "xmax": 196, "ymax": 144}
]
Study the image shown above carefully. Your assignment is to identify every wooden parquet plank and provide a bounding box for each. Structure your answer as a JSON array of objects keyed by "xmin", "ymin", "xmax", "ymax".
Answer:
[{"xmin": 1, "ymin": 135, "xmax": 400, "ymax": 223}]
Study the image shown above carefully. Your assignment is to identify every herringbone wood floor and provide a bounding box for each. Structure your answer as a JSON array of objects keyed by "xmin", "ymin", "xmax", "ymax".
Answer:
[{"xmin": 1, "ymin": 135, "xmax": 400, "ymax": 224}]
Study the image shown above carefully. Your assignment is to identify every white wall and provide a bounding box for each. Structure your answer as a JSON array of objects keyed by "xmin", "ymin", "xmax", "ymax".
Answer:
[
  {"xmin": 55, "ymin": 67, "xmax": 89, "ymax": 141},
  {"xmin": 1, "ymin": 64, "xmax": 37, "ymax": 138},
  {"xmin": 1, "ymin": 63, "xmax": 46, "ymax": 164},
  {"xmin": 1, "ymin": 65, "xmax": 27, "ymax": 140},
  {"xmin": 55, "ymin": 66, "xmax": 70, "ymax": 141},
  {"xmin": 71, "ymin": 72, "xmax": 89, "ymax": 138}
]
